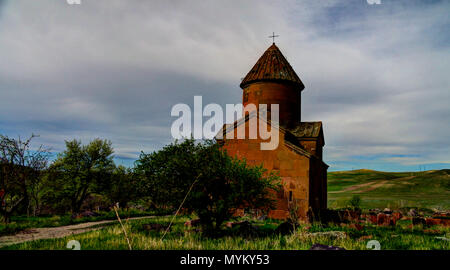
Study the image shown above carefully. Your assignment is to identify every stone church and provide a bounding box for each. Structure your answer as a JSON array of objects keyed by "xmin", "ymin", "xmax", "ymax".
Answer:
[{"xmin": 216, "ymin": 43, "xmax": 328, "ymax": 220}]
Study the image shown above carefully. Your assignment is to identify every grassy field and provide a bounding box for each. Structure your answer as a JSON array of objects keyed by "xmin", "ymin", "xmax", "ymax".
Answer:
[
  {"xmin": 1, "ymin": 169, "xmax": 449, "ymax": 250},
  {"xmin": 328, "ymin": 169, "xmax": 450, "ymax": 210},
  {"xmin": 2, "ymin": 216, "xmax": 449, "ymax": 250}
]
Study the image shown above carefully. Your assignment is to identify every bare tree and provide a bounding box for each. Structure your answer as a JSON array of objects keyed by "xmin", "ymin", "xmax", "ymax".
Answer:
[{"xmin": 0, "ymin": 134, "xmax": 50, "ymax": 222}]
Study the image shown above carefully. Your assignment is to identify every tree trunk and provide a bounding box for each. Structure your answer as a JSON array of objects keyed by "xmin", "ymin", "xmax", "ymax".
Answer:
[
  {"xmin": 33, "ymin": 199, "xmax": 40, "ymax": 216},
  {"xmin": 5, "ymin": 213, "xmax": 10, "ymax": 223},
  {"xmin": 23, "ymin": 190, "xmax": 30, "ymax": 217},
  {"xmin": 1, "ymin": 211, "xmax": 11, "ymax": 224}
]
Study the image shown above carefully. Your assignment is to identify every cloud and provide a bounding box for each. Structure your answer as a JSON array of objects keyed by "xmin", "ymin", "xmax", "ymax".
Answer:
[{"xmin": 0, "ymin": 0, "xmax": 448, "ymax": 171}]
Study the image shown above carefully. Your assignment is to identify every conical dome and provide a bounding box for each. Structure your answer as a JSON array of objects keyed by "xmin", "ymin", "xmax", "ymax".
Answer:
[{"xmin": 240, "ymin": 43, "xmax": 305, "ymax": 90}]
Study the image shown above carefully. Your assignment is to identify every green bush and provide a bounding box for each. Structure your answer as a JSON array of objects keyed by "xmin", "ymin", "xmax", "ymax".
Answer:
[
  {"xmin": 135, "ymin": 139, "xmax": 281, "ymax": 234},
  {"xmin": 348, "ymin": 195, "xmax": 362, "ymax": 209}
]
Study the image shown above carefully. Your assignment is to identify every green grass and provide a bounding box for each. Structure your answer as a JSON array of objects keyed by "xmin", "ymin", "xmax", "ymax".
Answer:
[
  {"xmin": 328, "ymin": 169, "xmax": 450, "ymax": 210},
  {"xmin": 2, "ymin": 216, "xmax": 449, "ymax": 250},
  {"xmin": 1, "ymin": 169, "xmax": 449, "ymax": 250}
]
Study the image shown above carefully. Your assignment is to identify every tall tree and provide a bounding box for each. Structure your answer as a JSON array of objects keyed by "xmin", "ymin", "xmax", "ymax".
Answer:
[
  {"xmin": 50, "ymin": 138, "xmax": 115, "ymax": 213},
  {"xmin": 0, "ymin": 134, "xmax": 50, "ymax": 222}
]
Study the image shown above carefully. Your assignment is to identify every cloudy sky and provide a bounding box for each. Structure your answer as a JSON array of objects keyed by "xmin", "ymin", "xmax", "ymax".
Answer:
[{"xmin": 0, "ymin": 0, "xmax": 449, "ymax": 171}]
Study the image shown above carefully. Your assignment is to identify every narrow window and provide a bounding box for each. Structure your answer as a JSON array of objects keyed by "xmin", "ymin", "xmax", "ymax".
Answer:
[{"xmin": 289, "ymin": 191, "xmax": 293, "ymax": 202}]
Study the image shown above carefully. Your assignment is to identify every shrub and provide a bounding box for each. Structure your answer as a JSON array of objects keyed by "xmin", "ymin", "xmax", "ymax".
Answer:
[
  {"xmin": 135, "ymin": 139, "xmax": 281, "ymax": 234},
  {"xmin": 348, "ymin": 195, "xmax": 362, "ymax": 209}
]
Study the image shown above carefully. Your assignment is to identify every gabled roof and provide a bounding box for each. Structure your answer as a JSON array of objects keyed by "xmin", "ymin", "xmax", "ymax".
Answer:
[
  {"xmin": 215, "ymin": 113, "xmax": 317, "ymax": 160},
  {"xmin": 240, "ymin": 43, "xmax": 305, "ymax": 90},
  {"xmin": 215, "ymin": 110, "xmax": 287, "ymax": 141}
]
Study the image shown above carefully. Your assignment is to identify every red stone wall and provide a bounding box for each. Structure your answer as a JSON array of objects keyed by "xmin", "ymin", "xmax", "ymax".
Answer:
[
  {"xmin": 221, "ymin": 121, "xmax": 312, "ymax": 220},
  {"xmin": 299, "ymin": 140, "xmax": 322, "ymax": 159},
  {"xmin": 242, "ymin": 82, "xmax": 301, "ymax": 128}
]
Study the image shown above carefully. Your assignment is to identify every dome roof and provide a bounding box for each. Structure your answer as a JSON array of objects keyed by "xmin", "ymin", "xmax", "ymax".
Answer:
[{"xmin": 240, "ymin": 43, "xmax": 305, "ymax": 90}]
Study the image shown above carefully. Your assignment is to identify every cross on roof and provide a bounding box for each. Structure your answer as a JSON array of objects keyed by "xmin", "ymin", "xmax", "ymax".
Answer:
[{"xmin": 268, "ymin": 32, "xmax": 279, "ymax": 43}]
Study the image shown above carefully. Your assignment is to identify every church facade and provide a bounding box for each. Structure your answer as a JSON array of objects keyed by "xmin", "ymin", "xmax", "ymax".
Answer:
[{"xmin": 216, "ymin": 43, "xmax": 328, "ymax": 220}]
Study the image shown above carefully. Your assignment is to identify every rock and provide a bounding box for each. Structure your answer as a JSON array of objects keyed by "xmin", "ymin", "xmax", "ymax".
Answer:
[
  {"xmin": 392, "ymin": 212, "xmax": 402, "ymax": 221},
  {"xmin": 431, "ymin": 213, "xmax": 450, "ymax": 226},
  {"xmin": 437, "ymin": 218, "xmax": 450, "ymax": 226},
  {"xmin": 184, "ymin": 219, "xmax": 201, "ymax": 227},
  {"xmin": 380, "ymin": 213, "xmax": 401, "ymax": 226},
  {"xmin": 341, "ymin": 209, "xmax": 360, "ymax": 223},
  {"xmin": 377, "ymin": 213, "xmax": 388, "ymax": 226},
  {"xmin": 435, "ymin": 236, "xmax": 450, "ymax": 241},
  {"xmin": 424, "ymin": 229, "xmax": 441, "ymax": 234},
  {"xmin": 425, "ymin": 218, "xmax": 441, "ymax": 226},
  {"xmin": 365, "ymin": 213, "xmax": 378, "ymax": 224},
  {"xmin": 408, "ymin": 209, "xmax": 418, "ymax": 217},
  {"xmin": 310, "ymin": 231, "xmax": 347, "ymax": 240},
  {"xmin": 348, "ymin": 223, "xmax": 364, "ymax": 231},
  {"xmin": 142, "ymin": 223, "xmax": 167, "ymax": 232},
  {"xmin": 412, "ymin": 217, "xmax": 426, "ymax": 225},
  {"xmin": 309, "ymin": 244, "xmax": 345, "ymax": 250},
  {"xmin": 382, "ymin": 212, "xmax": 401, "ymax": 226},
  {"xmin": 232, "ymin": 208, "xmax": 245, "ymax": 217}
]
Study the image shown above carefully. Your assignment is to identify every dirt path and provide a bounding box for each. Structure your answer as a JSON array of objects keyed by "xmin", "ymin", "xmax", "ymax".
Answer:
[
  {"xmin": 329, "ymin": 180, "xmax": 390, "ymax": 194},
  {"xmin": 0, "ymin": 216, "xmax": 155, "ymax": 248},
  {"xmin": 354, "ymin": 180, "xmax": 388, "ymax": 193}
]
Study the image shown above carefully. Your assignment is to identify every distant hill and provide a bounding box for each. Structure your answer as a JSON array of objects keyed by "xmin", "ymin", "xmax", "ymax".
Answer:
[{"xmin": 327, "ymin": 169, "xmax": 450, "ymax": 210}]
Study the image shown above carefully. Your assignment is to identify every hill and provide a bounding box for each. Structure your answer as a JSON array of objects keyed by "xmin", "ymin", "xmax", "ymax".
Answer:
[{"xmin": 327, "ymin": 169, "xmax": 450, "ymax": 210}]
